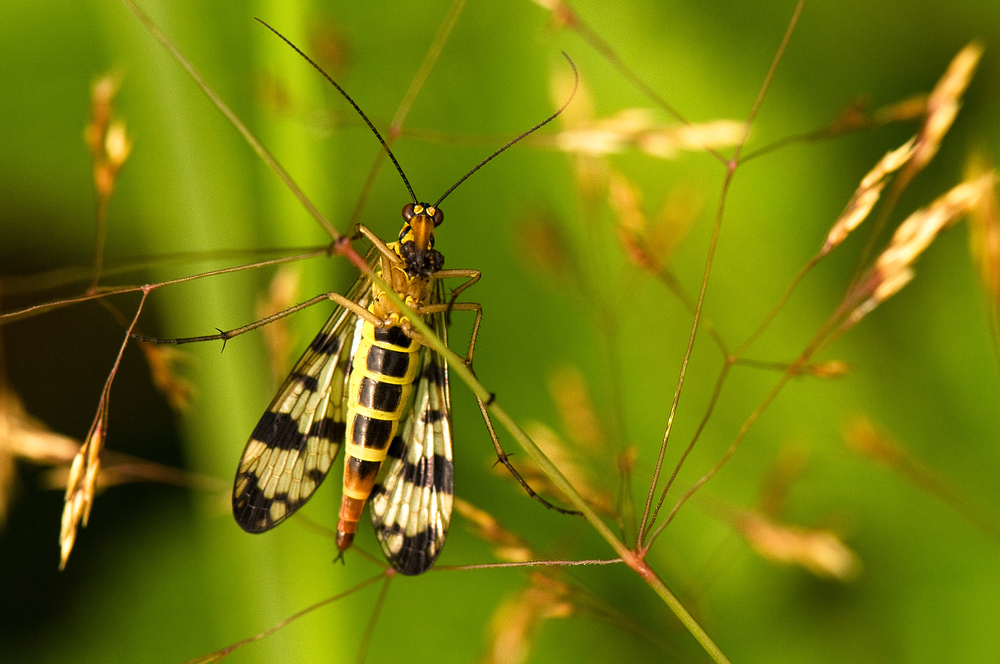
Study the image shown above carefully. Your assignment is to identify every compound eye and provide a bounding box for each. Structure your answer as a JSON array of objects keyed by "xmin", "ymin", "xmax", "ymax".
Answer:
[
  {"xmin": 402, "ymin": 203, "xmax": 415, "ymax": 221},
  {"xmin": 432, "ymin": 207, "xmax": 444, "ymax": 227}
]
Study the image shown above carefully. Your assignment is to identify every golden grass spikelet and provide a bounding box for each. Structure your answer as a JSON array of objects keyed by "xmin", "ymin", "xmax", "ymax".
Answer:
[
  {"xmin": 870, "ymin": 268, "xmax": 914, "ymax": 306},
  {"xmin": 59, "ymin": 453, "xmax": 88, "ymax": 569},
  {"xmin": 842, "ymin": 416, "xmax": 905, "ymax": 468},
  {"xmin": 554, "ymin": 108, "xmax": 743, "ymax": 158},
  {"xmin": 610, "ymin": 173, "xmax": 700, "ymax": 272},
  {"xmin": 59, "ymin": 423, "xmax": 103, "ymax": 569},
  {"xmin": 138, "ymin": 343, "xmax": 195, "ymax": 412},
  {"xmin": 822, "ymin": 138, "xmax": 916, "ymax": 255},
  {"xmin": 735, "ymin": 510, "xmax": 861, "ymax": 581},
  {"xmin": 547, "ymin": 365, "xmax": 604, "ymax": 454},
  {"xmin": 0, "ymin": 390, "xmax": 80, "ymax": 524},
  {"xmin": 0, "ymin": 388, "xmax": 212, "ymax": 538},
  {"xmin": 104, "ymin": 121, "xmax": 132, "ymax": 168},
  {"xmin": 608, "ymin": 171, "xmax": 654, "ymax": 272},
  {"xmin": 520, "ymin": 422, "xmax": 614, "ymax": 515},
  {"xmin": 910, "ymin": 42, "xmax": 983, "ymax": 174},
  {"xmin": 846, "ymin": 172, "xmax": 997, "ymax": 327},
  {"xmin": 256, "ymin": 266, "xmax": 302, "ymax": 383},
  {"xmin": 454, "ymin": 498, "xmax": 534, "ymax": 563},
  {"xmin": 481, "ymin": 573, "xmax": 574, "ymax": 664},
  {"xmin": 514, "ymin": 207, "xmax": 577, "ymax": 286},
  {"xmin": 84, "ymin": 74, "xmax": 119, "ymax": 157},
  {"xmin": 59, "ymin": 400, "xmax": 111, "ymax": 569},
  {"xmin": 873, "ymin": 94, "xmax": 928, "ymax": 125},
  {"xmin": 875, "ymin": 172, "xmax": 995, "ymax": 277},
  {"xmin": 86, "ymin": 73, "xmax": 132, "ymax": 200},
  {"xmin": 804, "ymin": 359, "xmax": 851, "ymax": 379},
  {"xmin": 966, "ymin": 153, "xmax": 1000, "ymax": 315},
  {"xmin": 638, "ymin": 119, "xmax": 745, "ymax": 159}
]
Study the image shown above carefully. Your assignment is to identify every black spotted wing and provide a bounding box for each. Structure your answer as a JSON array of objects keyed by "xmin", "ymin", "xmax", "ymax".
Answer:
[
  {"xmin": 370, "ymin": 280, "xmax": 454, "ymax": 575},
  {"xmin": 232, "ymin": 272, "xmax": 371, "ymax": 532}
]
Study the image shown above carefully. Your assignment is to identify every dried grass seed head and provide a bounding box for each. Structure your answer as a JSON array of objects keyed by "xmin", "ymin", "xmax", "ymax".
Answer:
[
  {"xmin": 966, "ymin": 153, "xmax": 1000, "ymax": 305},
  {"xmin": 547, "ymin": 365, "xmax": 605, "ymax": 454},
  {"xmin": 822, "ymin": 138, "xmax": 916, "ymax": 254},
  {"xmin": 910, "ymin": 42, "xmax": 983, "ymax": 173},
  {"xmin": 554, "ymin": 108, "xmax": 742, "ymax": 159},
  {"xmin": 875, "ymin": 173, "xmax": 996, "ymax": 277},
  {"xmin": 847, "ymin": 172, "xmax": 997, "ymax": 327},
  {"xmin": 737, "ymin": 511, "xmax": 861, "ymax": 581}
]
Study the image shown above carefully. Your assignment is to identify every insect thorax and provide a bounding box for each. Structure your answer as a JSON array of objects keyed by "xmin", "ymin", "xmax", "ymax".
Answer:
[{"xmin": 369, "ymin": 241, "xmax": 436, "ymax": 323}]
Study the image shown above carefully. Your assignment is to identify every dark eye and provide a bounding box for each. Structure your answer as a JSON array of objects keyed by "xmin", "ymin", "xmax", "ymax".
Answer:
[
  {"xmin": 402, "ymin": 203, "xmax": 415, "ymax": 220},
  {"xmin": 432, "ymin": 207, "xmax": 444, "ymax": 227}
]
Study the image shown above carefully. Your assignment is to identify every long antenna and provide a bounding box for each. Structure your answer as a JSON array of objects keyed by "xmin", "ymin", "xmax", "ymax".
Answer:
[
  {"xmin": 258, "ymin": 19, "xmax": 577, "ymax": 209},
  {"xmin": 255, "ymin": 18, "xmax": 418, "ymax": 206},
  {"xmin": 435, "ymin": 52, "xmax": 578, "ymax": 207}
]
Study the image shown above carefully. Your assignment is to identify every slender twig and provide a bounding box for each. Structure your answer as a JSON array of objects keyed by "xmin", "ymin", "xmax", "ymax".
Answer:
[
  {"xmin": 638, "ymin": 169, "xmax": 733, "ymax": 546},
  {"xmin": 355, "ymin": 575, "xmax": 394, "ymax": 664},
  {"xmin": 734, "ymin": 253, "xmax": 822, "ymax": 357},
  {"xmin": 349, "ymin": 0, "xmax": 468, "ymax": 226},
  {"xmin": 638, "ymin": 0, "xmax": 806, "ymax": 546},
  {"xmin": 121, "ymin": 0, "xmax": 339, "ymax": 239},
  {"xmin": 559, "ymin": 5, "xmax": 727, "ymax": 164},
  {"xmin": 0, "ymin": 248, "xmax": 329, "ymax": 325},
  {"xmin": 0, "ymin": 245, "xmax": 326, "ymax": 297},
  {"xmin": 437, "ymin": 558, "xmax": 623, "ymax": 571},
  {"xmin": 181, "ymin": 573, "xmax": 386, "ymax": 664}
]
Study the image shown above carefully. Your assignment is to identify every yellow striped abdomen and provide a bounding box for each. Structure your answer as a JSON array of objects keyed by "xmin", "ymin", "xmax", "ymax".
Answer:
[{"xmin": 336, "ymin": 318, "xmax": 420, "ymax": 553}]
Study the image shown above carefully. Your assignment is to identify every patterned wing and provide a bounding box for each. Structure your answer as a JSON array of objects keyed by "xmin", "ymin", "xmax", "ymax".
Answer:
[
  {"xmin": 233, "ymin": 273, "xmax": 371, "ymax": 533},
  {"xmin": 370, "ymin": 281, "xmax": 454, "ymax": 575}
]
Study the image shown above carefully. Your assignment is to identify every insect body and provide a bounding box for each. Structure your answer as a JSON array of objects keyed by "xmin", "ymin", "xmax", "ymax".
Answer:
[
  {"xmin": 233, "ymin": 201, "xmax": 458, "ymax": 574},
  {"xmin": 336, "ymin": 203, "xmax": 451, "ymax": 568},
  {"xmin": 228, "ymin": 20, "xmax": 575, "ymax": 576}
]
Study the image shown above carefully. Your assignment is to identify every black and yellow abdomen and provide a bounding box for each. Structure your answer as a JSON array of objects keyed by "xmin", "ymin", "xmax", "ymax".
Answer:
[{"xmin": 336, "ymin": 317, "xmax": 420, "ymax": 551}]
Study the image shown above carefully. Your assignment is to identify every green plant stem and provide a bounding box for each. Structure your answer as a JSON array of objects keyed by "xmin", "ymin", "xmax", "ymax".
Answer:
[{"xmin": 365, "ymin": 266, "xmax": 731, "ymax": 664}]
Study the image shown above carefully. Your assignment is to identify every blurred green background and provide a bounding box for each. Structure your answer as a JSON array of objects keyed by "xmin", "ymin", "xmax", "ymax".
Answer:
[{"xmin": 2, "ymin": 0, "xmax": 999, "ymax": 662}]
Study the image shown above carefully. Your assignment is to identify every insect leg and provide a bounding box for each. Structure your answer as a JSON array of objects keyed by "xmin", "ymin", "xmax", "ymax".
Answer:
[
  {"xmin": 433, "ymin": 268, "xmax": 480, "ymax": 325},
  {"xmin": 131, "ymin": 291, "xmax": 381, "ymax": 346},
  {"xmin": 354, "ymin": 223, "xmax": 406, "ymax": 269},
  {"xmin": 423, "ymin": 294, "xmax": 582, "ymax": 517},
  {"xmin": 474, "ymin": 396, "xmax": 580, "ymax": 515},
  {"xmin": 417, "ymin": 300, "xmax": 481, "ymax": 365}
]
